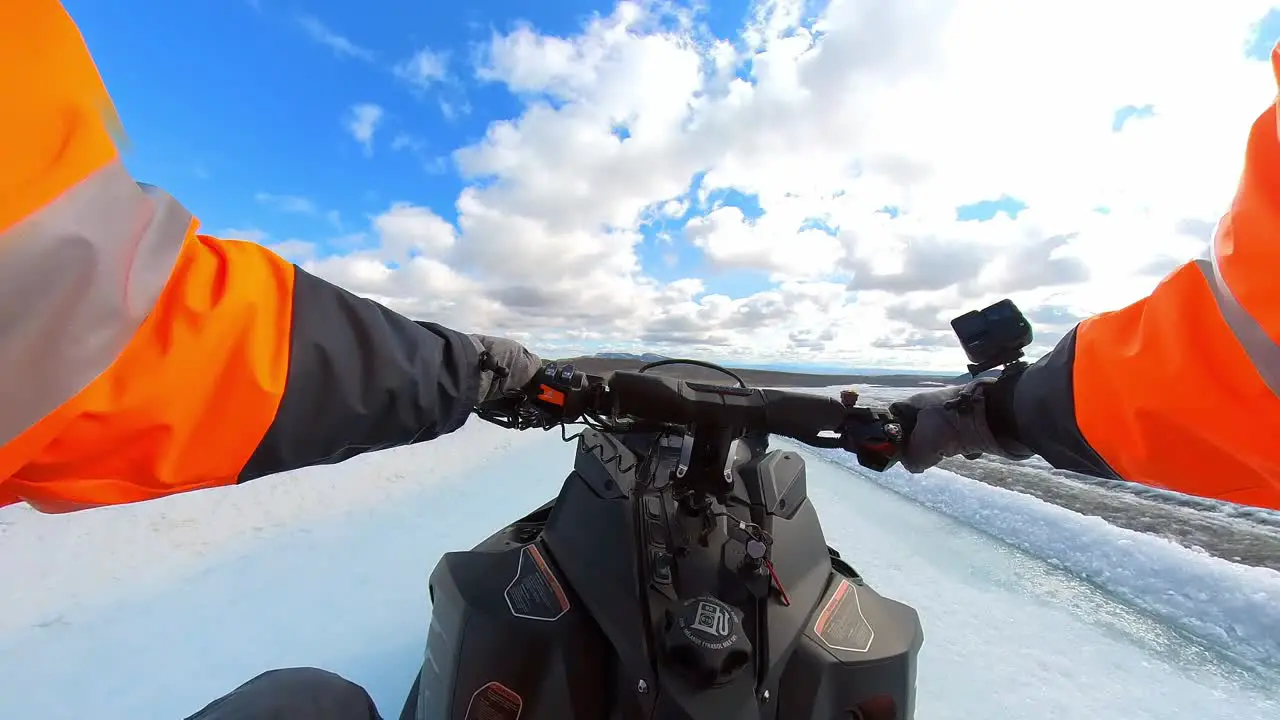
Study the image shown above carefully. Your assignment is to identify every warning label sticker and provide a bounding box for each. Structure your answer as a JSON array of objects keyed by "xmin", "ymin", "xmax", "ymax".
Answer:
[
  {"xmin": 504, "ymin": 544, "xmax": 570, "ymax": 621},
  {"xmin": 464, "ymin": 681, "xmax": 522, "ymax": 720},
  {"xmin": 813, "ymin": 578, "xmax": 874, "ymax": 653}
]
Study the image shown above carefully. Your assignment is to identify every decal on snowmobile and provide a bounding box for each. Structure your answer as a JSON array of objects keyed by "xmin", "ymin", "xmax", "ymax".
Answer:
[
  {"xmin": 679, "ymin": 597, "xmax": 740, "ymax": 651},
  {"xmin": 464, "ymin": 681, "xmax": 523, "ymax": 720},
  {"xmin": 814, "ymin": 577, "xmax": 875, "ymax": 653},
  {"xmin": 504, "ymin": 544, "xmax": 570, "ymax": 621}
]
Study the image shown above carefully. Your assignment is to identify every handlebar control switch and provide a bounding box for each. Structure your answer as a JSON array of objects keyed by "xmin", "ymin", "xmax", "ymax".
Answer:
[
  {"xmin": 661, "ymin": 596, "xmax": 753, "ymax": 688},
  {"xmin": 528, "ymin": 362, "xmax": 591, "ymax": 422}
]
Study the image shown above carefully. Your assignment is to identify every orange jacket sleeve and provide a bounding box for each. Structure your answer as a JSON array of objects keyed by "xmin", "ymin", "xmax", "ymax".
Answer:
[
  {"xmin": 999, "ymin": 46, "xmax": 1280, "ymax": 511},
  {"xmin": 0, "ymin": 1, "xmax": 482, "ymax": 513}
]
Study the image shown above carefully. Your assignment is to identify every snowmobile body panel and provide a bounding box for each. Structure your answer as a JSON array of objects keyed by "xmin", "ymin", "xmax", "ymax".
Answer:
[
  {"xmin": 412, "ymin": 507, "xmax": 613, "ymax": 720},
  {"xmin": 403, "ymin": 429, "xmax": 923, "ymax": 720}
]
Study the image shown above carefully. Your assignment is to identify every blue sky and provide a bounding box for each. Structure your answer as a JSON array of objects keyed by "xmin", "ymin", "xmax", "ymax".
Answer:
[
  {"xmin": 66, "ymin": 0, "xmax": 1280, "ymax": 307},
  {"xmin": 65, "ymin": 0, "xmax": 764, "ymax": 294},
  {"xmin": 59, "ymin": 0, "xmax": 1024, "ymax": 296}
]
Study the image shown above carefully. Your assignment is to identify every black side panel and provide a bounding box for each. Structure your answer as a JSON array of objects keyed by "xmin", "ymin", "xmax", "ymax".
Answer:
[
  {"xmin": 418, "ymin": 540, "xmax": 611, "ymax": 720},
  {"xmin": 739, "ymin": 449, "xmax": 807, "ymax": 520},
  {"xmin": 1010, "ymin": 326, "xmax": 1121, "ymax": 479},
  {"xmin": 776, "ymin": 575, "xmax": 923, "ymax": 719},
  {"xmin": 756, "ymin": 497, "xmax": 838, "ymax": 692},
  {"xmin": 542, "ymin": 430, "xmax": 657, "ymax": 718},
  {"xmin": 240, "ymin": 266, "xmax": 479, "ymax": 481}
]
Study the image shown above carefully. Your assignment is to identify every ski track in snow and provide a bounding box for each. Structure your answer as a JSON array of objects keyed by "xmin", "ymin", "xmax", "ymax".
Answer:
[{"xmin": 0, "ymin": 414, "xmax": 1277, "ymax": 718}]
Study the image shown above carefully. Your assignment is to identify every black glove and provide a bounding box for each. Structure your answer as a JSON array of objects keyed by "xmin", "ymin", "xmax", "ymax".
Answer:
[
  {"xmin": 468, "ymin": 334, "xmax": 543, "ymax": 407},
  {"xmin": 889, "ymin": 378, "xmax": 1032, "ymax": 473}
]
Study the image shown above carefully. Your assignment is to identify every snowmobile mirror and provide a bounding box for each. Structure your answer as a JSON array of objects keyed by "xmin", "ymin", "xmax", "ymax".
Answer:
[{"xmin": 951, "ymin": 298, "xmax": 1032, "ymax": 377}]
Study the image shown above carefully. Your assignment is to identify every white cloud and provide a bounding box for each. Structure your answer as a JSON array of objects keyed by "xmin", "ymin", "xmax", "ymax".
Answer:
[
  {"xmin": 297, "ymin": 15, "xmax": 374, "ymax": 61},
  {"xmin": 252, "ymin": 193, "xmax": 343, "ymax": 230},
  {"xmin": 438, "ymin": 98, "xmax": 472, "ymax": 121},
  {"xmin": 391, "ymin": 134, "xmax": 425, "ymax": 152},
  {"xmin": 394, "ymin": 47, "xmax": 450, "ymax": 90},
  {"xmin": 686, "ymin": 205, "xmax": 845, "ymax": 279},
  {"xmin": 298, "ymin": 0, "xmax": 1280, "ymax": 369},
  {"xmin": 344, "ymin": 103, "xmax": 385, "ymax": 156},
  {"xmin": 372, "ymin": 202, "xmax": 456, "ymax": 261},
  {"xmin": 255, "ymin": 192, "xmax": 318, "ymax": 215}
]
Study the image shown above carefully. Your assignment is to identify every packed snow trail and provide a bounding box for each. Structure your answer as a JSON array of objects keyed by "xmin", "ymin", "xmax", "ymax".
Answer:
[{"xmin": 0, "ymin": 423, "xmax": 1277, "ymax": 718}]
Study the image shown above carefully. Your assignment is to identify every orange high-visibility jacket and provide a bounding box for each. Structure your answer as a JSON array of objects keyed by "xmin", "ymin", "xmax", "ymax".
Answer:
[
  {"xmin": 0, "ymin": 1, "xmax": 482, "ymax": 513},
  {"xmin": 2, "ymin": 2, "xmax": 1278, "ymax": 513},
  {"xmin": 1002, "ymin": 54, "xmax": 1280, "ymax": 511}
]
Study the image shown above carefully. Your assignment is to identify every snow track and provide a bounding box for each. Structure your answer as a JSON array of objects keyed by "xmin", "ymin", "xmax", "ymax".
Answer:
[{"xmin": 1, "ymin": 422, "xmax": 1277, "ymax": 718}]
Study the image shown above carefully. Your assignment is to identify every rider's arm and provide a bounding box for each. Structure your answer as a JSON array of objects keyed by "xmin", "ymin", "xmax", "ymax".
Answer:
[
  {"xmin": 989, "ymin": 47, "xmax": 1280, "ymax": 510},
  {"xmin": 0, "ymin": 0, "xmax": 481, "ymax": 513}
]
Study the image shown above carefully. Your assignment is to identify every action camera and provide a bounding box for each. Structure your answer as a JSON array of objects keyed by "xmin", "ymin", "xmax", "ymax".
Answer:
[{"xmin": 951, "ymin": 299, "xmax": 1033, "ymax": 376}]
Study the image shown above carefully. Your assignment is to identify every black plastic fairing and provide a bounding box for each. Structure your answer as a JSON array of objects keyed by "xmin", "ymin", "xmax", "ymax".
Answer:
[
  {"xmin": 539, "ymin": 431, "xmax": 657, "ymax": 717},
  {"xmin": 408, "ymin": 426, "xmax": 924, "ymax": 720},
  {"xmin": 733, "ymin": 449, "xmax": 807, "ymax": 520},
  {"xmin": 779, "ymin": 574, "xmax": 923, "ymax": 718},
  {"xmin": 416, "ymin": 539, "xmax": 611, "ymax": 719}
]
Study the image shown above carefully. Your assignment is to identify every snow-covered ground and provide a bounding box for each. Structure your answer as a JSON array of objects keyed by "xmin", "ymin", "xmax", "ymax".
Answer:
[{"xmin": 2, "ymin": 403, "xmax": 1279, "ymax": 718}]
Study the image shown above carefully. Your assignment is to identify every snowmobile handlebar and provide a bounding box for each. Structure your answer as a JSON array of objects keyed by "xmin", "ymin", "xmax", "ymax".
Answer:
[{"xmin": 508, "ymin": 360, "xmax": 907, "ymax": 473}]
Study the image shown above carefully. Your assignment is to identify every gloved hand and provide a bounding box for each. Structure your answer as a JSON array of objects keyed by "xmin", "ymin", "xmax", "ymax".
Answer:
[
  {"xmin": 888, "ymin": 378, "xmax": 1032, "ymax": 473},
  {"xmin": 468, "ymin": 334, "xmax": 543, "ymax": 407}
]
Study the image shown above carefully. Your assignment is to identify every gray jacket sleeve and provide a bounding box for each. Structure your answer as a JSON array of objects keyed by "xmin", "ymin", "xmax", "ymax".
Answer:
[
  {"xmin": 987, "ymin": 326, "xmax": 1121, "ymax": 480},
  {"xmin": 238, "ymin": 266, "xmax": 481, "ymax": 482}
]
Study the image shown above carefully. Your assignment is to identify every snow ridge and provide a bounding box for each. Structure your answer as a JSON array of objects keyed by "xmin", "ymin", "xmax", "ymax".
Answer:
[{"xmin": 806, "ymin": 446, "xmax": 1280, "ymax": 672}]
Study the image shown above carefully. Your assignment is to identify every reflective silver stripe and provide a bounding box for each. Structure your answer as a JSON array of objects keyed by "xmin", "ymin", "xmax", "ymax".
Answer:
[
  {"xmin": 1194, "ymin": 258, "xmax": 1280, "ymax": 396},
  {"xmin": 0, "ymin": 160, "xmax": 191, "ymax": 447}
]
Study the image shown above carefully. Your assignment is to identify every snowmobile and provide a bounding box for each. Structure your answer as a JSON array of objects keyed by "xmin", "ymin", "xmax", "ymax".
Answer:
[
  {"xmin": 396, "ymin": 361, "xmax": 920, "ymax": 720},
  {"xmin": 397, "ymin": 300, "xmax": 1032, "ymax": 720}
]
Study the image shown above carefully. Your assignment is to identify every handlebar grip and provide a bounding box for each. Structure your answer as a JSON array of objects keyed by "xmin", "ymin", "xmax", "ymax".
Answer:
[
  {"xmin": 757, "ymin": 389, "xmax": 848, "ymax": 438},
  {"xmin": 607, "ymin": 371, "xmax": 769, "ymax": 427}
]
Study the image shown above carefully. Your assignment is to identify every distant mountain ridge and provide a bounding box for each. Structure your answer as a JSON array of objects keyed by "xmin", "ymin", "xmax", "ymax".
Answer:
[
  {"xmin": 559, "ymin": 352, "xmax": 963, "ymax": 389},
  {"xmin": 950, "ymin": 368, "xmax": 1001, "ymax": 382},
  {"xmin": 582, "ymin": 351, "xmax": 967, "ymax": 380},
  {"xmin": 591, "ymin": 352, "xmax": 670, "ymax": 363}
]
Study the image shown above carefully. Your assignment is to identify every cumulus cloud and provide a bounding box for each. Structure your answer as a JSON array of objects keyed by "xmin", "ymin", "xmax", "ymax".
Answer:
[{"xmin": 294, "ymin": 0, "xmax": 1279, "ymax": 369}]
